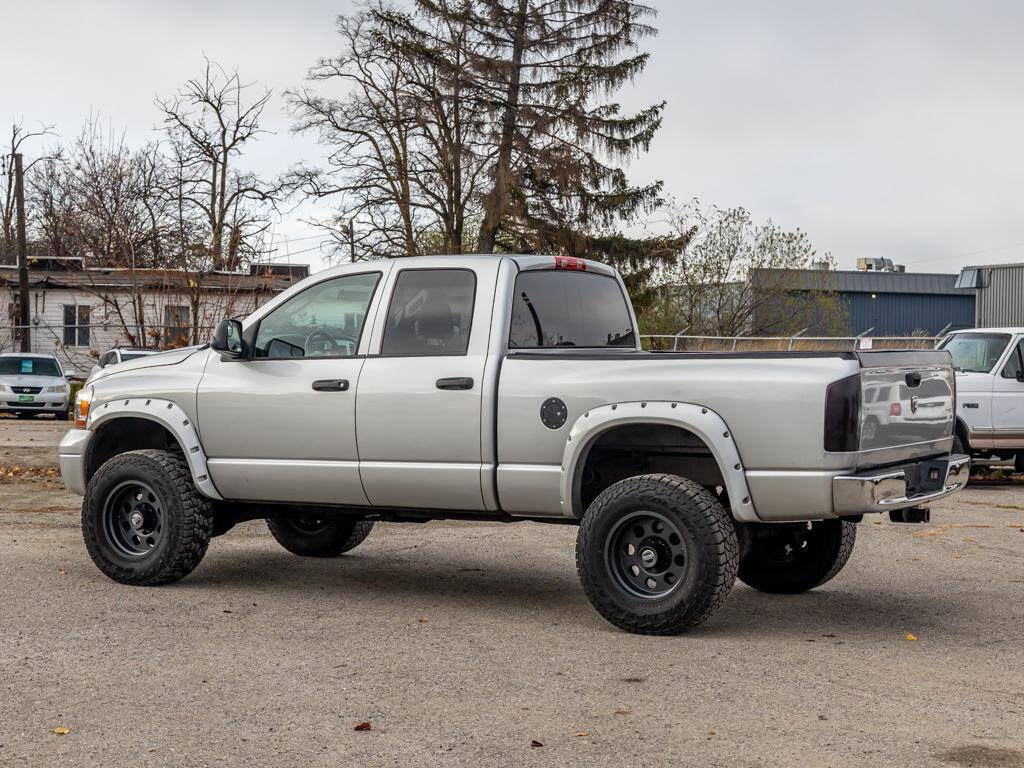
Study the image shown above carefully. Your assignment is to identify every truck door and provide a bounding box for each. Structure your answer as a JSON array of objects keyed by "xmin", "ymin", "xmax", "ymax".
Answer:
[
  {"xmin": 197, "ymin": 268, "xmax": 388, "ymax": 504},
  {"xmin": 356, "ymin": 261, "xmax": 499, "ymax": 511},
  {"xmin": 992, "ymin": 336, "xmax": 1024, "ymax": 441}
]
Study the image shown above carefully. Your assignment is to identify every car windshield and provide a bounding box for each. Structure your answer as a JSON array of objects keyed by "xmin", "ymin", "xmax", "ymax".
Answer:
[
  {"xmin": 0, "ymin": 357, "xmax": 62, "ymax": 377},
  {"xmin": 938, "ymin": 333, "xmax": 1011, "ymax": 373}
]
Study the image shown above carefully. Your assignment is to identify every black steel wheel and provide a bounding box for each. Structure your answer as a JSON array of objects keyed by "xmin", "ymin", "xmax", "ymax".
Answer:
[
  {"xmin": 102, "ymin": 481, "xmax": 165, "ymax": 557},
  {"xmin": 267, "ymin": 515, "xmax": 373, "ymax": 558},
  {"xmin": 606, "ymin": 510, "xmax": 688, "ymax": 599},
  {"xmin": 82, "ymin": 449, "xmax": 214, "ymax": 586},
  {"xmin": 576, "ymin": 473, "xmax": 739, "ymax": 635},
  {"xmin": 738, "ymin": 520, "xmax": 856, "ymax": 594}
]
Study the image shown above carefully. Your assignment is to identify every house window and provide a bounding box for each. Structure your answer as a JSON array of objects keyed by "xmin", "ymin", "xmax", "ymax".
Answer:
[
  {"xmin": 163, "ymin": 305, "xmax": 191, "ymax": 347},
  {"xmin": 62, "ymin": 304, "xmax": 91, "ymax": 347}
]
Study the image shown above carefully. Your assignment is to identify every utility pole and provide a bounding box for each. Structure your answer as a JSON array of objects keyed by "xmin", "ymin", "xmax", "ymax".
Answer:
[{"xmin": 14, "ymin": 153, "xmax": 30, "ymax": 352}]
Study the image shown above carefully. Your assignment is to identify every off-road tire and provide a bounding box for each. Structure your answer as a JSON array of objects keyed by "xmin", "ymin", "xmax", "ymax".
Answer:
[
  {"xmin": 82, "ymin": 449, "xmax": 214, "ymax": 585},
  {"xmin": 576, "ymin": 473, "xmax": 739, "ymax": 635},
  {"xmin": 267, "ymin": 516, "xmax": 374, "ymax": 557},
  {"xmin": 738, "ymin": 519, "xmax": 856, "ymax": 594}
]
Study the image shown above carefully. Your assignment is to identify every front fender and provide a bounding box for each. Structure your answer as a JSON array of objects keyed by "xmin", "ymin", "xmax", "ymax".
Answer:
[
  {"xmin": 88, "ymin": 397, "xmax": 223, "ymax": 500},
  {"xmin": 560, "ymin": 400, "xmax": 759, "ymax": 523}
]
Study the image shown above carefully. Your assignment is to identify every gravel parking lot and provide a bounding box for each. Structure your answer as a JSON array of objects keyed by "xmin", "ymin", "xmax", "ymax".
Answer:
[{"xmin": 1, "ymin": 417, "xmax": 1022, "ymax": 768}]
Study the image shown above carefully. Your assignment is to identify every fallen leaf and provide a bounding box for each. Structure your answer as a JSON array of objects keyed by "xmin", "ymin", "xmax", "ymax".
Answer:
[
  {"xmin": 904, "ymin": 633, "xmax": 918, "ymax": 642},
  {"xmin": 53, "ymin": 726, "xmax": 70, "ymax": 735},
  {"xmin": 530, "ymin": 740, "xmax": 544, "ymax": 748},
  {"xmin": 818, "ymin": 715, "xmax": 828, "ymax": 721},
  {"xmin": 574, "ymin": 732, "xmax": 588, "ymax": 738},
  {"xmin": 418, "ymin": 618, "xmax": 429, "ymax": 623},
  {"xmin": 353, "ymin": 722, "xmax": 372, "ymax": 732},
  {"xmin": 708, "ymin": 730, "xmax": 716, "ymax": 736},
  {"xmin": 613, "ymin": 709, "xmax": 632, "ymax": 716}
]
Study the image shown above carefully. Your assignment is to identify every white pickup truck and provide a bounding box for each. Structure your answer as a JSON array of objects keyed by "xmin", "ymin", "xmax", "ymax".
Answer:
[
  {"xmin": 939, "ymin": 328, "xmax": 1024, "ymax": 472},
  {"xmin": 59, "ymin": 255, "xmax": 969, "ymax": 634}
]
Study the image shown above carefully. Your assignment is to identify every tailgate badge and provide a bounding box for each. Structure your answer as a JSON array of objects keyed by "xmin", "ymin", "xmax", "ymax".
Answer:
[{"xmin": 910, "ymin": 396, "xmax": 919, "ymax": 414}]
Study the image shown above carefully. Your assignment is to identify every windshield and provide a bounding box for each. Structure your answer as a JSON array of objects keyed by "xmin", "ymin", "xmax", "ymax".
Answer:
[
  {"xmin": 0, "ymin": 357, "xmax": 62, "ymax": 377},
  {"xmin": 938, "ymin": 333, "xmax": 1011, "ymax": 373}
]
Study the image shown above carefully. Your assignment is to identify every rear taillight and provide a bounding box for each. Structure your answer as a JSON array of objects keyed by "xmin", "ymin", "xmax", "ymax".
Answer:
[
  {"xmin": 890, "ymin": 402, "xmax": 902, "ymax": 417},
  {"xmin": 824, "ymin": 374, "xmax": 861, "ymax": 452}
]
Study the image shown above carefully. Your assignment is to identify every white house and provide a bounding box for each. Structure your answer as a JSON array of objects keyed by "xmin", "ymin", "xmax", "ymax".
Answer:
[{"xmin": 1, "ymin": 257, "xmax": 309, "ymax": 374}]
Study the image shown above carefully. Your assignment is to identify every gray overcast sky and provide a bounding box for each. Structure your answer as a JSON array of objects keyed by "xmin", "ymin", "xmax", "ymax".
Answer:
[{"xmin": 4, "ymin": 0, "xmax": 1024, "ymax": 274}]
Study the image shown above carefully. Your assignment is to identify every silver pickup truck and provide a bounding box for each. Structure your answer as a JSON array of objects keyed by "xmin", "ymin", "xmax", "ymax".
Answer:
[{"xmin": 59, "ymin": 255, "xmax": 968, "ymax": 634}]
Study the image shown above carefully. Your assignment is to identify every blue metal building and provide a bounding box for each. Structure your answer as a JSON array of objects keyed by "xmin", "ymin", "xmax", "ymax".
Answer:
[{"xmin": 752, "ymin": 269, "xmax": 976, "ymax": 336}]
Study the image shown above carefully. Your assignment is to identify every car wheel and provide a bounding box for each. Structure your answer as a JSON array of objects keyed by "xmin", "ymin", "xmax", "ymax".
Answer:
[
  {"xmin": 738, "ymin": 520, "xmax": 856, "ymax": 594},
  {"xmin": 15, "ymin": 411, "xmax": 35, "ymax": 419},
  {"xmin": 82, "ymin": 449, "xmax": 214, "ymax": 585},
  {"xmin": 1016, "ymin": 453, "xmax": 1023, "ymax": 474},
  {"xmin": 267, "ymin": 515, "xmax": 374, "ymax": 557},
  {"xmin": 575, "ymin": 473, "xmax": 739, "ymax": 635}
]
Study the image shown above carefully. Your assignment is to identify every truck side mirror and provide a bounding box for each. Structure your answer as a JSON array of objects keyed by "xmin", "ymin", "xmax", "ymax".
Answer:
[{"xmin": 211, "ymin": 318, "xmax": 245, "ymax": 359}]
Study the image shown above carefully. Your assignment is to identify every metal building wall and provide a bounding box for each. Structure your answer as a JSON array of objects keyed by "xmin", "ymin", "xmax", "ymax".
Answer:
[
  {"xmin": 976, "ymin": 265, "xmax": 1024, "ymax": 327},
  {"xmin": 844, "ymin": 292, "xmax": 975, "ymax": 335}
]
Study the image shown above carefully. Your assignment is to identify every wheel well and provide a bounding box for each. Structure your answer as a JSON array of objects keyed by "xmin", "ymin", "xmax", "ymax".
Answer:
[
  {"xmin": 574, "ymin": 423, "xmax": 726, "ymax": 516},
  {"xmin": 86, "ymin": 417, "xmax": 184, "ymax": 483}
]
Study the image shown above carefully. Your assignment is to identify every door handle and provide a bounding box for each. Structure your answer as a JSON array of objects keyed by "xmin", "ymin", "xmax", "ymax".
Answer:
[
  {"xmin": 312, "ymin": 379, "xmax": 349, "ymax": 392},
  {"xmin": 435, "ymin": 377, "xmax": 474, "ymax": 390}
]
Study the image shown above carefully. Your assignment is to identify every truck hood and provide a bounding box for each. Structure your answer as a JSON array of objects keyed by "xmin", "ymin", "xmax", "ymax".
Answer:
[{"xmin": 87, "ymin": 346, "xmax": 207, "ymax": 384}]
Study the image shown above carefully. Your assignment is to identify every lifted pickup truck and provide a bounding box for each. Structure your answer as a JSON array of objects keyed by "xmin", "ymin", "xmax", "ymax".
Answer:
[
  {"xmin": 939, "ymin": 328, "xmax": 1024, "ymax": 473},
  {"xmin": 59, "ymin": 255, "xmax": 969, "ymax": 634}
]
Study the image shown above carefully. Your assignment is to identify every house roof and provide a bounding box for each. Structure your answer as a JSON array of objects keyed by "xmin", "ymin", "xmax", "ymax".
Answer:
[
  {"xmin": 750, "ymin": 268, "xmax": 971, "ymax": 296},
  {"xmin": 0, "ymin": 265, "xmax": 301, "ymax": 294}
]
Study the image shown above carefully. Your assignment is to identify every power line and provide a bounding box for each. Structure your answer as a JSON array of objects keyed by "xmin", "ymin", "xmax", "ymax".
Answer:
[{"xmin": 912, "ymin": 239, "xmax": 1024, "ymax": 266}]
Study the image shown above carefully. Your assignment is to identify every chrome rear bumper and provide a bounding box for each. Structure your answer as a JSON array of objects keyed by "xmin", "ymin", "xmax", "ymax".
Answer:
[{"xmin": 832, "ymin": 454, "xmax": 970, "ymax": 515}]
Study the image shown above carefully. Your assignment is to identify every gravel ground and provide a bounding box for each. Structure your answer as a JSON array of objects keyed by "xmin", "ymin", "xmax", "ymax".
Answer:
[{"xmin": 1, "ymin": 417, "xmax": 1022, "ymax": 768}]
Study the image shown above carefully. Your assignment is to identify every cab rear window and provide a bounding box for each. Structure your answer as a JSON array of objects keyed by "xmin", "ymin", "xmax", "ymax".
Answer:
[{"xmin": 509, "ymin": 271, "xmax": 634, "ymax": 348}]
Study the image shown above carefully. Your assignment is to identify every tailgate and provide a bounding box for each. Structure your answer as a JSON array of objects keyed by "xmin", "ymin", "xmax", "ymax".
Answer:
[{"xmin": 856, "ymin": 350, "xmax": 955, "ymax": 465}]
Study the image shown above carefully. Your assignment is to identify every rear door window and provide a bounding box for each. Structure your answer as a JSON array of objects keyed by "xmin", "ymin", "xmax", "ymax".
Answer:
[
  {"xmin": 509, "ymin": 271, "xmax": 635, "ymax": 348},
  {"xmin": 381, "ymin": 269, "xmax": 476, "ymax": 356}
]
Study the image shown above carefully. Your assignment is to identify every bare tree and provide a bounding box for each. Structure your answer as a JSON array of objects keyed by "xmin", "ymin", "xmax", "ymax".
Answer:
[
  {"xmin": 2, "ymin": 120, "xmax": 59, "ymax": 263},
  {"xmin": 643, "ymin": 199, "xmax": 848, "ymax": 337},
  {"xmin": 28, "ymin": 120, "xmax": 169, "ymax": 344},
  {"xmin": 156, "ymin": 58, "xmax": 278, "ymax": 271},
  {"xmin": 287, "ymin": 4, "xmax": 489, "ymax": 260}
]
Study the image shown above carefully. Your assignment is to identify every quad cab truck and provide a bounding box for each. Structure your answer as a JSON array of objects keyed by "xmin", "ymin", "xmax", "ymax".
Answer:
[
  {"xmin": 59, "ymin": 255, "xmax": 969, "ymax": 634},
  {"xmin": 938, "ymin": 328, "xmax": 1024, "ymax": 474}
]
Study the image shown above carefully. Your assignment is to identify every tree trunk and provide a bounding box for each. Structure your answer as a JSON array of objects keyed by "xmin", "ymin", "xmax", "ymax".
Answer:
[{"xmin": 477, "ymin": 0, "xmax": 528, "ymax": 254}]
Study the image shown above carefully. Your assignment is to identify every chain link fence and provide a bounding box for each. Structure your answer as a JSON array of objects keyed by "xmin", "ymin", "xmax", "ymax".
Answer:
[{"xmin": 640, "ymin": 333, "xmax": 941, "ymax": 352}]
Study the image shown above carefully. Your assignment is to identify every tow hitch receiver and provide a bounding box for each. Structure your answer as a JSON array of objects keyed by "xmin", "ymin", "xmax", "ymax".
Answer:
[{"xmin": 889, "ymin": 507, "xmax": 931, "ymax": 524}]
